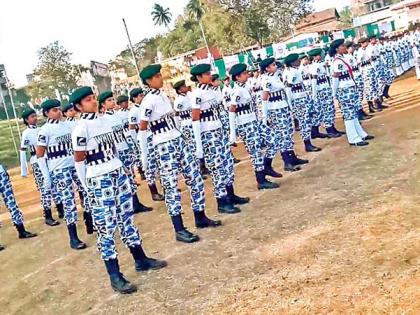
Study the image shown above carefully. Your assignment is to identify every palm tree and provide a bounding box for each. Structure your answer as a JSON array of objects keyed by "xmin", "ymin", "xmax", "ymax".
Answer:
[
  {"xmin": 151, "ymin": 3, "xmax": 172, "ymax": 28},
  {"xmin": 186, "ymin": 0, "xmax": 212, "ymax": 64}
]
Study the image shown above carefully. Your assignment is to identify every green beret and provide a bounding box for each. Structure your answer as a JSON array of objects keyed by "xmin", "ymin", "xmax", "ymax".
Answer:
[
  {"xmin": 344, "ymin": 41, "xmax": 354, "ymax": 48},
  {"xmin": 190, "ymin": 63, "xmax": 211, "ymax": 76},
  {"xmin": 369, "ymin": 34, "xmax": 377, "ymax": 40},
  {"xmin": 173, "ymin": 80, "xmax": 186, "ymax": 91},
  {"xmin": 21, "ymin": 108, "xmax": 36, "ymax": 120},
  {"xmin": 358, "ymin": 37, "xmax": 368, "ymax": 44},
  {"xmin": 298, "ymin": 53, "xmax": 308, "ymax": 60},
  {"xmin": 284, "ymin": 54, "xmax": 299, "ymax": 66},
  {"xmin": 41, "ymin": 99, "xmax": 61, "ymax": 112},
  {"xmin": 62, "ymin": 102, "xmax": 74, "ymax": 113},
  {"xmin": 229, "ymin": 63, "xmax": 247, "ymax": 79},
  {"xmin": 212, "ymin": 74, "xmax": 219, "ymax": 81},
  {"xmin": 98, "ymin": 91, "xmax": 113, "ymax": 105},
  {"xmin": 140, "ymin": 64, "xmax": 162, "ymax": 82},
  {"xmin": 329, "ymin": 39, "xmax": 345, "ymax": 53},
  {"xmin": 129, "ymin": 88, "xmax": 144, "ymax": 99},
  {"xmin": 307, "ymin": 48, "xmax": 322, "ymax": 57},
  {"xmin": 116, "ymin": 95, "xmax": 129, "ymax": 104},
  {"xmin": 69, "ymin": 86, "xmax": 94, "ymax": 105},
  {"xmin": 259, "ymin": 57, "xmax": 275, "ymax": 71}
]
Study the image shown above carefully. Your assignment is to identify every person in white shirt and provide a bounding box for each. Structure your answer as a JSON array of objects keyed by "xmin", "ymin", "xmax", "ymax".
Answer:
[
  {"xmin": 228, "ymin": 63, "xmax": 279, "ymax": 190},
  {"xmin": 98, "ymin": 91, "xmax": 153, "ymax": 213},
  {"xmin": 70, "ymin": 86, "xmax": 167, "ymax": 295},
  {"xmin": 36, "ymin": 99, "xmax": 88, "ymax": 250},
  {"xmin": 0, "ymin": 163, "xmax": 37, "ymax": 241},
  {"xmin": 20, "ymin": 108, "xmax": 60, "ymax": 226},
  {"xmin": 283, "ymin": 53, "xmax": 322, "ymax": 153},
  {"xmin": 139, "ymin": 64, "xmax": 221, "ymax": 243},
  {"xmin": 190, "ymin": 63, "xmax": 249, "ymax": 215},
  {"xmin": 329, "ymin": 39, "xmax": 374, "ymax": 147}
]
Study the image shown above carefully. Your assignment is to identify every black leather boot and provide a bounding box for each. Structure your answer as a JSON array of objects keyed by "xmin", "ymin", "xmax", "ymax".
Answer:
[
  {"xmin": 56, "ymin": 202, "xmax": 64, "ymax": 219},
  {"xmin": 226, "ymin": 184, "xmax": 250, "ymax": 205},
  {"xmin": 263, "ymin": 157, "xmax": 283, "ymax": 178},
  {"xmin": 281, "ymin": 152, "xmax": 301, "ymax": 172},
  {"xmin": 104, "ymin": 259, "xmax": 137, "ymax": 294},
  {"xmin": 148, "ymin": 183, "xmax": 164, "ymax": 201},
  {"xmin": 67, "ymin": 223, "xmax": 87, "ymax": 250},
  {"xmin": 368, "ymin": 101, "xmax": 376, "ymax": 113},
  {"xmin": 132, "ymin": 194, "xmax": 153, "ymax": 213},
  {"xmin": 137, "ymin": 166, "xmax": 146, "ymax": 180},
  {"xmin": 383, "ymin": 84, "xmax": 391, "ymax": 98},
  {"xmin": 171, "ymin": 215, "xmax": 200, "ymax": 243},
  {"xmin": 332, "ymin": 125, "xmax": 345, "ymax": 135},
  {"xmin": 83, "ymin": 211, "xmax": 94, "ymax": 235},
  {"xmin": 0, "ymin": 244, "xmax": 5, "ymax": 251},
  {"xmin": 373, "ymin": 99, "xmax": 383, "ymax": 111},
  {"xmin": 304, "ymin": 140, "xmax": 322, "ymax": 152},
  {"xmin": 129, "ymin": 245, "xmax": 167, "ymax": 272},
  {"xmin": 15, "ymin": 224, "xmax": 37, "ymax": 239},
  {"xmin": 44, "ymin": 209, "xmax": 60, "ymax": 227},
  {"xmin": 311, "ymin": 126, "xmax": 329, "ymax": 139},
  {"xmin": 326, "ymin": 126, "xmax": 341, "ymax": 138},
  {"xmin": 217, "ymin": 196, "xmax": 241, "ymax": 214},
  {"xmin": 256, "ymin": 171, "xmax": 279, "ymax": 190},
  {"xmin": 294, "ymin": 118, "xmax": 300, "ymax": 131},
  {"xmin": 194, "ymin": 211, "xmax": 222, "ymax": 228},
  {"xmin": 289, "ymin": 151, "xmax": 309, "ymax": 165}
]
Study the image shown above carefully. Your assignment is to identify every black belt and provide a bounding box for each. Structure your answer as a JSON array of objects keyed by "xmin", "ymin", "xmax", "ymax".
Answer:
[
  {"xmin": 302, "ymin": 75, "xmax": 310, "ymax": 81},
  {"xmin": 338, "ymin": 73, "xmax": 352, "ymax": 81},
  {"xmin": 150, "ymin": 115, "xmax": 176, "ymax": 134},
  {"xmin": 353, "ymin": 65, "xmax": 360, "ymax": 71},
  {"xmin": 86, "ymin": 151, "xmax": 115, "ymax": 166},
  {"xmin": 361, "ymin": 60, "xmax": 371, "ymax": 67},
  {"xmin": 47, "ymin": 149, "xmax": 71, "ymax": 160},
  {"xmin": 268, "ymin": 90, "xmax": 287, "ymax": 102},
  {"xmin": 179, "ymin": 110, "xmax": 191, "ymax": 120},
  {"xmin": 317, "ymin": 75, "xmax": 328, "ymax": 85},
  {"xmin": 236, "ymin": 103, "xmax": 253, "ymax": 115},
  {"xmin": 200, "ymin": 108, "xmax": 218, "ymax": 122},
  {"xmin": 30, "ymin": 146, "xmax": 36, "ymax": 156},
  {"xmin": 290, "ymin": 83, "xmax": 305, "ymax": 93}
]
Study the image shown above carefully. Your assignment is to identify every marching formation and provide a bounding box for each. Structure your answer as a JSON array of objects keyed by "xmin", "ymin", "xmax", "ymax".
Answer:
[{"xmin": 0, "ymin": 30, "xmax": 419, "ymax": 293}]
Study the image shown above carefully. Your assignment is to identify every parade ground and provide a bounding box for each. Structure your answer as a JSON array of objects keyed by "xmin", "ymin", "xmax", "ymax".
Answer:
[{"xmin": 0, "ymin": 71, "xmax": 419, "ymax": 314}]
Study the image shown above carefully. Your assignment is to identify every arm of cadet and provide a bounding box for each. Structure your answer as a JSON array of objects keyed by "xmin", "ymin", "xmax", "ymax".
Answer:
[
  {"xmin": 20, "ymin": 148, "xmax": 28, "ymax": 177},
  {"xmin": 331, "ymin": 73, "xmax": 340, "ymax": 98},
  {"xmin": 139, "ymin": 120, "xmax": 149, "ymax": 171},
  {"xmin": 128, "ymin": 124, "xmax": 138, "ymax": 142},
  {"xmin": 74, "ymin": 151, "xmax": 88, "ymax": 191},
  {"xmin": 261, "ymin": 91, "xmax": 269, "ymax": 124},
  {"xmin": 35, "ymin": 146, "xmax": 51, "ymax": 188},
  {"xmin": 191, "ymin": 109, "xmax": 204, "ymax": 159},
  {"xmin": 229, "ymin": 104, "xmax": 237, "ymax": 145}
]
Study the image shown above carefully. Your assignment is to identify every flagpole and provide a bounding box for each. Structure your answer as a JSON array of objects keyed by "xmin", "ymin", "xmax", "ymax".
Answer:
[
  {"xmin": 5, "ymin": 75, "xmax": 22, "ymax": 141},
  {"xmin": 122, "ymin": 18, "xmax": 142, "ymax": 86},
  {"xmin": 0, "ymin": 88, "xmax": 19, "ymax": 158}
]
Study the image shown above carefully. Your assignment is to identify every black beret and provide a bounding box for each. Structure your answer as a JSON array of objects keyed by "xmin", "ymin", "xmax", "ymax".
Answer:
[
  {"xmin": 140, "ymin": 64, "xmax": 162, "ymax": 82},
  {"xmin": 41, "ymin": 99, "xmax": 61, "ymax": 112},
  {"xmin": 307, "ymin": 48, "xmax": 322, "ymax": 57},
  {"xmin": 129, "ymin": 88, "xmax": 144, "ymax": 99},
  {"xmin": 98, "ymin": 91, "xmax": 113, "ymax": 105},
  {"xmin": 21, "ymin": 108, "xmax": 36, "ymax": 120},
  {"xmin": 190, "ymin": 63, "xmax": 211, "ymax": 76},
  {"xmin": 62, "ymin": 102, "xmax": 74, "ymax": 113},
  {"xmin": 259, "ymin": 57, "xmax": 276, "ymax": 71},
  {"xmin": 229, "ymin": 63, "xmax": 247, "ymax": 79},
  {"xmin": 298, "ymin": 53, "xmax": 308, "ymax": 60},
  {"xmin": 116, "ymin": 95, "xmax": 129, "ymax": 104},
  {"xmin": 173, "ymin": 80, "xmax": 186, "ymax": 90},
  {"xmin": 284, "ymin": 53, "xmax": 299, "ymax": 66},
  {"xmin": 69, "ymin": 86, "xmax": 94, "ymax": 105}
]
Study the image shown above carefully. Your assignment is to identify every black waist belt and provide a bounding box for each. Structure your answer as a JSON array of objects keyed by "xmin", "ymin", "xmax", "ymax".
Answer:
[
  {"xmin": 361, "ymin": 60, "xmax": 371, "ymax": 67},
  {"xmin": 353, "ymin": 65, "xmax": 360, "ymax": 71},
  {"xmin": 317, "ymin": 76, "xmax": 328, "ymax": 85},
  {"xmin": 47, "ymin": 148, "xmax": 71, "ymax": 160},
  {"xmin": 338, "ymin": 73, "xmax": 352, "ymax": 81},
  {"xmin": 30, "ymin": 146, "xmax": 36, "ymax": 156},
  {"xmin": 372, "ymin": 56, "xmax": 377, "ymax": 61},
  {"xmin": 200, "ymin": 108, "xmax": 218, "ymax": 122},
  {"xmin": 254, "ymin": 87, "xmax": 262, "ymax": 92},
  {"xmin": 179, "ymin": 110, "xmax": 191, "ymax": 121},
  {"xmin": 150, "ymin": 115, "xmax": 176, "ymax": 134},
  {"xmin": 236, "ymin": 103, "xmax": 253, "ymax": 115},
  {"xmin": 86, "ymin": 151, "xmax": 115, "ymax": 166},
  {"xmin": 290, "ymin": 83, "xmax": 305, "ymax": 93},
  {"xmin": 268, "ymin": 90, "xmax": 287, "ymax": 102},
  {"xmin": 302, "ymin": 75, "xmax": 310, "ymax": 81}
]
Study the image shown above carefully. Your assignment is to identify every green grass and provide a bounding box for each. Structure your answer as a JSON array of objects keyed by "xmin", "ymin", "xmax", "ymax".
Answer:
[{"xmin": 0, "ymin": 120, "xmax": 26, "ymax": 168}]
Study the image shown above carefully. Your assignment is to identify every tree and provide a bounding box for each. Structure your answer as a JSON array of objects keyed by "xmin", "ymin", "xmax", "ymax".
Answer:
[
  {"xmin": 187, "ymin": 0, "xmax": 212, "ymax": 59},
  {"xmin": 30, "ymin": 41, "xmax": 82, "ymax": 99},
  {"xmin": 339, "ymin": 6, "xmax": 353, "ymax": 28},
  {"xmin": 151, "ymin": 3, "xmax": 172, "ymax": 28}
]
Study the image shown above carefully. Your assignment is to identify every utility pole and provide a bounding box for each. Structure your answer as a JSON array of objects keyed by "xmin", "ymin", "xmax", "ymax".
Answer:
[{"xmin": 122, "ymin": 18, "xmax": 142, "ymax": 86}]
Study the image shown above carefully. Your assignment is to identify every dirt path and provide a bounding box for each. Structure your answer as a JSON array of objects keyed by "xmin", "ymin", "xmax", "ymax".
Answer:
[{"xmin": 0, "ymin": 72, "xmax": 419, "ymax": 315}]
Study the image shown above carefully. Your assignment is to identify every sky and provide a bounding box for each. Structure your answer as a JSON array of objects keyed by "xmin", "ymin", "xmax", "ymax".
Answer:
[{"xmin": 0, "ymin": 0, "xmax": 349, "ymax": 87}]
